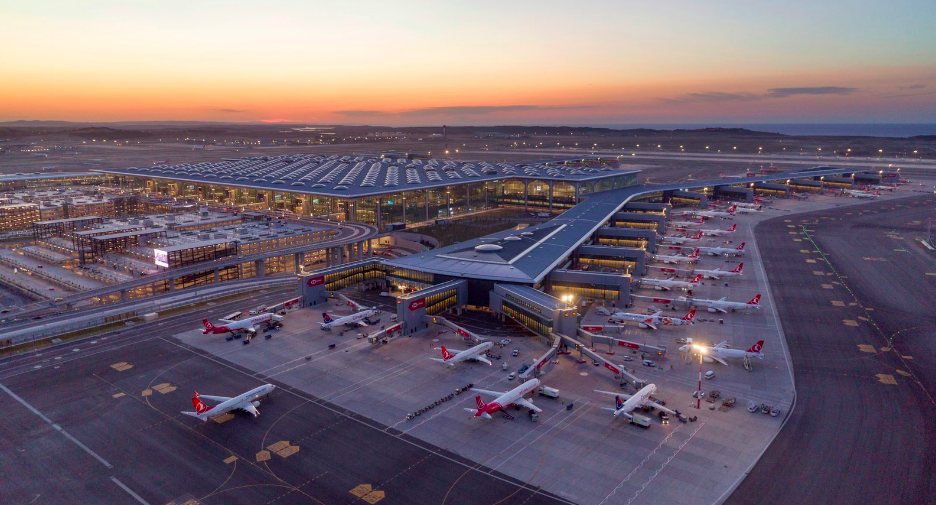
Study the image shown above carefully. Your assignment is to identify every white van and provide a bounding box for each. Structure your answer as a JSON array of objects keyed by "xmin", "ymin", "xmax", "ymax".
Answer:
[
  {"xmin": 642, "ymin": 359, "xmax": 656, "ymax": 368},
  {"xmin": 704, "ymin": 370, "xmax": 715, "ymax": 380}
]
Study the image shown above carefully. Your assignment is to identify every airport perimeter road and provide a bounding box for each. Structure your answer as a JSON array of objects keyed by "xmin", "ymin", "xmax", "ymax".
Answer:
[
  {"xmin": 727, "ymin": 195, "xmax": 936, "ymax": 505},
  {"xmin": 0, "ymin": 299, "xmax": 568, "ymax": 505}
]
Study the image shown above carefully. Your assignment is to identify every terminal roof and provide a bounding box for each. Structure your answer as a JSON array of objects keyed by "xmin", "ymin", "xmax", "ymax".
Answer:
[
  {"xmin": 96, "ymin": 154, "xmax": 637, "ymax": 198},
  {"xmin": 386, "ymin": 166, "xmax": 855, "ymax": 284}
]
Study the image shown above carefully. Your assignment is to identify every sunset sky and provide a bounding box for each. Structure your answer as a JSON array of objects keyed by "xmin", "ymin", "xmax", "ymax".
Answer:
[{"xmin": 2, "ymin": 0, "xmax": 935, "ymax": 125}]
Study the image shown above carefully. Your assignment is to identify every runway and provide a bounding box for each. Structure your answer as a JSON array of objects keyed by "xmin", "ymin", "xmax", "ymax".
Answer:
[
  {"xmin": 726, "ymin": 194, "xmax": 936, "ymax": 504},
  {"xmin": 0, "ymin": 292, "xmax": 568, "ymax": 505}
]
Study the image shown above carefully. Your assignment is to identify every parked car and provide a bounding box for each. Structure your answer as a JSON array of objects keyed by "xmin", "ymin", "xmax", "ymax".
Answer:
[
  {"xmin": 511, "ymin": 348, "xmax": 519, "ymax": 357},
  {"xmin": 508, "ymin": 372, "xmax": 516, "ymax": 381}
]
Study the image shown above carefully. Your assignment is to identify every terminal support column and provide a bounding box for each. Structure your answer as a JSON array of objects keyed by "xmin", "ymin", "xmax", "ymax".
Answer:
[{"xmin": 213, "ymin": 268, "xmax": 220, "ymax": 284}]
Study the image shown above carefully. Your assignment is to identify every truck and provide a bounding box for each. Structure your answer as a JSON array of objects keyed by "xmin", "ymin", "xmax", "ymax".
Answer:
[
  {"xmin": 629, "ymin": 414, "xmax": 651, "ymax": 428},
  {"xmin": 538, "ymin": 386, "xmax": 560, "ymax": 398}
]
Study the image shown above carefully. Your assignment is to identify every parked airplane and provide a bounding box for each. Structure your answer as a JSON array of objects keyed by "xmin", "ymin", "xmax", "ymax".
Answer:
[
  {"xmin": 679, "ymin": 340, "xmax": 765, "ymax": 365},
  {"xmin": 734, "ymin": 199, "xmax": 764, "ymax": 209},
  {"xmin": 181, "ymin": 384, "xmax": 275, "ymax": 421},
  {"xmin": 608, "ymin": 308, "xmax": 695, "ymax": 329},
  {"xmin": 465, "ymin": 378, "xmax": 542, "ymax": 419},
  {"xmin": 320, "ymin": 308, "xmax": 381, "ymax": 330},
  {"xmin": 694, "ymin": 263, "xmax": 744, "ymax": 280},
  {"xmin": 843, "ymin": 189, "xmax": 879, "ymax": 199},
  {"xmin": 661, "ymin": 231, "xmax": 703, "ymax": 245},
  {"xmin": 202, "ymin": 313, "xmax": 283, "ymax": 336},
  {"xmin": 684, "ymin": 294, "xmax": 761, "ymax": 313},
  {"xmin": 431, "ymin": 342, "xmax": 494, "ymax": 366},
  {"xmin": 733, "ymin": 206, "xmax": 762, "ymax": 214},
  {"xmin": 682, "ymin": 205, "xmax": 736, "ymax": 219},
  {"xmin": 669, "ymin": 217, "xmax": 705, "ymax": 227},
  {"xmin": 641, "ymin": 274, "xmax": 702, "ymax": 291},
  {"xmin": 653, "ymin": 248, "xmax": 699, "ymax": 264},
  {"xmin": 697, "ymin": 242, "xmax": 745, "ymax": 257},
  {"xmin": 698, "ymin": 223, "xmax": 737, "ymax": 237},
  {"xmin": 595, "ymin": 384, "xmax": 679, "ymax": 420}
]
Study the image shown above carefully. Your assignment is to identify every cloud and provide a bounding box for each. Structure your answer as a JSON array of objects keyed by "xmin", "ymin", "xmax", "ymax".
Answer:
[
  {"xmin": 660, "ymin": 86, "xmax": 859, "ymax": 104},
  {"xmin": 213, "ymin": 108, "xmax": 246, "ymax": 113},
  {"xmin": 897, "ymin": 84, "xmax": 926, "ymax": 90},
  {"xmin": 658, "ymin": 92, "xmax": 760, "ymax": 104},
  {"xmin": 335, "ymin": 105, "xmax": 543, "ymax": 117},
  {"xmin": 765, "ymin": 86, "xmax": 858, "ymax": 98}
]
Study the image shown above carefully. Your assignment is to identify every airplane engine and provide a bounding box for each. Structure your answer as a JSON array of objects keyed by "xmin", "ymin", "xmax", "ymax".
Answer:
[
  {"xmin": 654, "ymin": 286, "xmax": 663, "ymax": 291},
  {"xmin": 707, "ymin": 308, "xmax": 717, "ymax": 313},
  {"xmin": 638, "ymin": 323, "xmax": 648, "ymax": 329},
  {"xmin": 703, "ymin": 357, "xmax": 714, "ymax": 363},
  {"xmin": 252, "ymin": 401, "xmax": 261, "ymax": 407}
]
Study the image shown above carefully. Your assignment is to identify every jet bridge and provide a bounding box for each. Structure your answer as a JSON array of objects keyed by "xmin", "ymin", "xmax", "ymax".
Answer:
[
  {"xmin": 519, "ymin": 333, "xmax": 562, "ymax": 380},
  {"xmin": 577, "ymin": 328, "xmax": 668, "ymax": 358},
  {"xmin": 559, "ymin": 332, "xmax": 647, "ymax": 389},
  {"xmin": 421, "ymin": 314, "xmax": 487, "ymax": 345}
]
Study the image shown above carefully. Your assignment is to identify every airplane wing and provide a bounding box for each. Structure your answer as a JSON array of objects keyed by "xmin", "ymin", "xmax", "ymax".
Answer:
[
  {"xmin": 218, "ymin": 318, "xmax": 234, "ymax": 323},
  {"xmin": 713, "ymin": 357, "xmax": 729, "ymax": 366},
  {"xmin": 594, "ymin": 390, "xmax": 633, "ymax": 400},
  {"xmin": 356, "ymin": 321, "xmax": 369, "ymax": 327},
  {"xmin": 514, "ymin": 397, "xmax": 542, "ymax": 413},
  {"xmin": 239, "ymin": 402, "xmax": 260, "ymax": 417},
  {"xmin": 643, "ymin": 400, "xmax": 679, "ymax": 417},
  {"xmin": 197, "ymin": 394, "xmax": 233, "ymax": 402},
  {"xmin": 714, "ymin": 340, "xmax": 729, "ymax": 348},
  {"xmin": 645, "ymin": 320, "xmax": 658, "ymax": 330},
  {"xmin": 472, "ymin": 388, "xmax": 506, "ymax": 398},
  {"xmin": 474, "ymin": 355, "xmax": 493, "ymax": 366}
]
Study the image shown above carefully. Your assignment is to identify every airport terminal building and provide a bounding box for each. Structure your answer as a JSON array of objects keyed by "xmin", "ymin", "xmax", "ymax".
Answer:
[{"xmin": 97, "ymin": 154, "xmax": 637, "ymax": 228}]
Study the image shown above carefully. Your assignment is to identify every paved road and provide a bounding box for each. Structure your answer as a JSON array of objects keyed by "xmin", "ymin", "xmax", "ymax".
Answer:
[
  {"xmin": 727, "ymin": 194, "xmax": 936, "ymax": 505},
  {"xmin": 0, "ymin": 291, "xmax": 569, "ymax": 505}
]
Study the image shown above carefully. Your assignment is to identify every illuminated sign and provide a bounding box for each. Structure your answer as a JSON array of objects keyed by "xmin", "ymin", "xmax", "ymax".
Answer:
[
  {"xmin": 581, "ymin": 326, "xmax": 604, "ymax": 332},
  {"xmin": 154, "ymin": 249, "xmax": 168, "ymax": 268},
  {"xmin": 408, "ymin": 298, "xmax": 426, "ymax": 311},
  {"xmin": 456, "ymin": 328, "xmax": 470, "ymax": 338},
  {"xmin": 284, "ymin": 298, "xmax": 300, "ymax": 308},
  {"xmin": 616, "ymin": 340, "xmax": 640, "ymax": 350},
  {"xmin": 306, "ymin": 276, "xmax": 325, "ymax": 287},
  {"xmin": 604, "ymin": 362, "xmax": 621, "ymax": 374}
]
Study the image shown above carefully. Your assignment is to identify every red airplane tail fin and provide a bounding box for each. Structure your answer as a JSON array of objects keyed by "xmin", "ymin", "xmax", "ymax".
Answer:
[
  {"xmin": 732, "ymin": 263, "xmax": 744, "ymax": 273},
  {"xmin": 747, "ymin": 340, "xmax": 765, "ymax": 353},
  {"xmin": 729, "ymin": 224, "xmax": 737, "ymax": 232},
  {"xmin": 202, "ymin": 319, "xmax": 213, "ymax": 333},
  {"xmin": 192, "ymin": 391, "xmax": 211, "ymax": 414},
  {"xmin": 688, "ymin": 248, "xmax": 699, "ymax": 258},
  {"xmin": 441, "ymin": 346, "xmax": 455, "ymax": 360},
  {"xmin": 682, "ymin": 308, "xmax": 696, "ymax": 322},
  {"xmin": 736, "ymin": 242, "xmax": 746, "ymax": 251},
  {"xmin": 748, "ymin": 294, "xmax": 761, "ymax": 306},
  {"xmin": 728, "ymin": 205, "xmax": 737, "ymax": 213},
  {"xmin": 690, "ymin": 274, "xmax": 701, "ymax": 284},
  {"xmin": 475, "ymin": 395, "xmax": 486, "ymax": 410}
]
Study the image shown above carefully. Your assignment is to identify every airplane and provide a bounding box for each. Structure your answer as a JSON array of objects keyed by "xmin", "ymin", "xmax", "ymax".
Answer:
[
  {"xmin": 640, "ymin": 273, "xmax": 702, "ymax": 291},
  {"xmin": 679, "ymin": 340, "xmax": 765, "ymax": 365},
  {"xmin": 181, "ymin": 384, "xmax": 275, "ymax": 421},
  {"xmin": 869, "ymin": 184, "xmax": 895, "ymax": 191},
  {"xmin": 843, "ymin": 189, "xmax": 879, "ymax": 199},
  {"xmin": 431, "ymin": 342, "xmax": 494, "ymax": 366},
  {"xmin": 661, "ymin": 231, "xmax": 703, "ymax": 245},
  {"xmin": 320, "ymin": 308, "xmax": 381, "ymax": 330},
  {"xmin": 697, "ymin": 223, "xmax": 737, "ymax": 237},
  {"xmin": 680, "ymin": 205, "xmax": 736, "ymax": 219},
  {"xmin": 694, "ymin": 263, "xmax": 743, "ymax": 280},
  {"xmin": 733, "ymin": 206, "xmax": 762, "ymax": 214},
  {"xmin": 697, "ymin": 242, "xmax": 745, "ymax": 257},
  {"xmin": 595, "ymin": 384, "xmax": 680, "ymax": 420},
  {"xmin": 202, "ymin": 312, "xmax": 283, "ymax": 336},
  {"xmin": 733, "ymin": 200, "xmax": 764, "ymax": 209},
  {"xmin": 608, "ymin": 308, "xmax": 695, "ymax": 329},
  {"xmin": 465, "ymin": 378, "xmax": 542, "ymax": 419},
  {"xmin": 669, "ymin": 217, "xmax": 705, "ymax": 228},
  {"xmin": 652, "ymin": 248, "xmax": 699, "ymax": 264},
  {"xmin": 683, "ymin": 294, "xmax": 761, "ymax": 313}
]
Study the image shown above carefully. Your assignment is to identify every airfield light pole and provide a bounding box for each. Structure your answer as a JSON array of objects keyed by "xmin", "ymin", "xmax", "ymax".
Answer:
[{"xmin": 694, "ymin": 346, "xmax": 706, "ymax": 409}]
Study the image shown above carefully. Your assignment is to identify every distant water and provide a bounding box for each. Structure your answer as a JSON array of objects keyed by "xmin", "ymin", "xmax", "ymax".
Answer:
[{"xmin": 593, "ymin": 123, "xmax": 936, "ymax": 138}]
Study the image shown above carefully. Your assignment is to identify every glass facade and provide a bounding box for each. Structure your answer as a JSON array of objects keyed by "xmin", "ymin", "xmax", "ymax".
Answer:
[
  {"xmin": 502, "ymin": 300, "xmax": 553, "ymax": 337},
  {"xmin": 323, "ymin": 262, "xmax": 386, "ymax": 291},
  {"xmin": 424, "ymin": 288, "xmax": 458, "ymax": 315},
  {"xmin": 117, "ymin": 173, "xmax": 637, "ymax": 224},
  {"xmin": 550, "ymin": 281, "xmax": 620, "ymax": 301}
]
